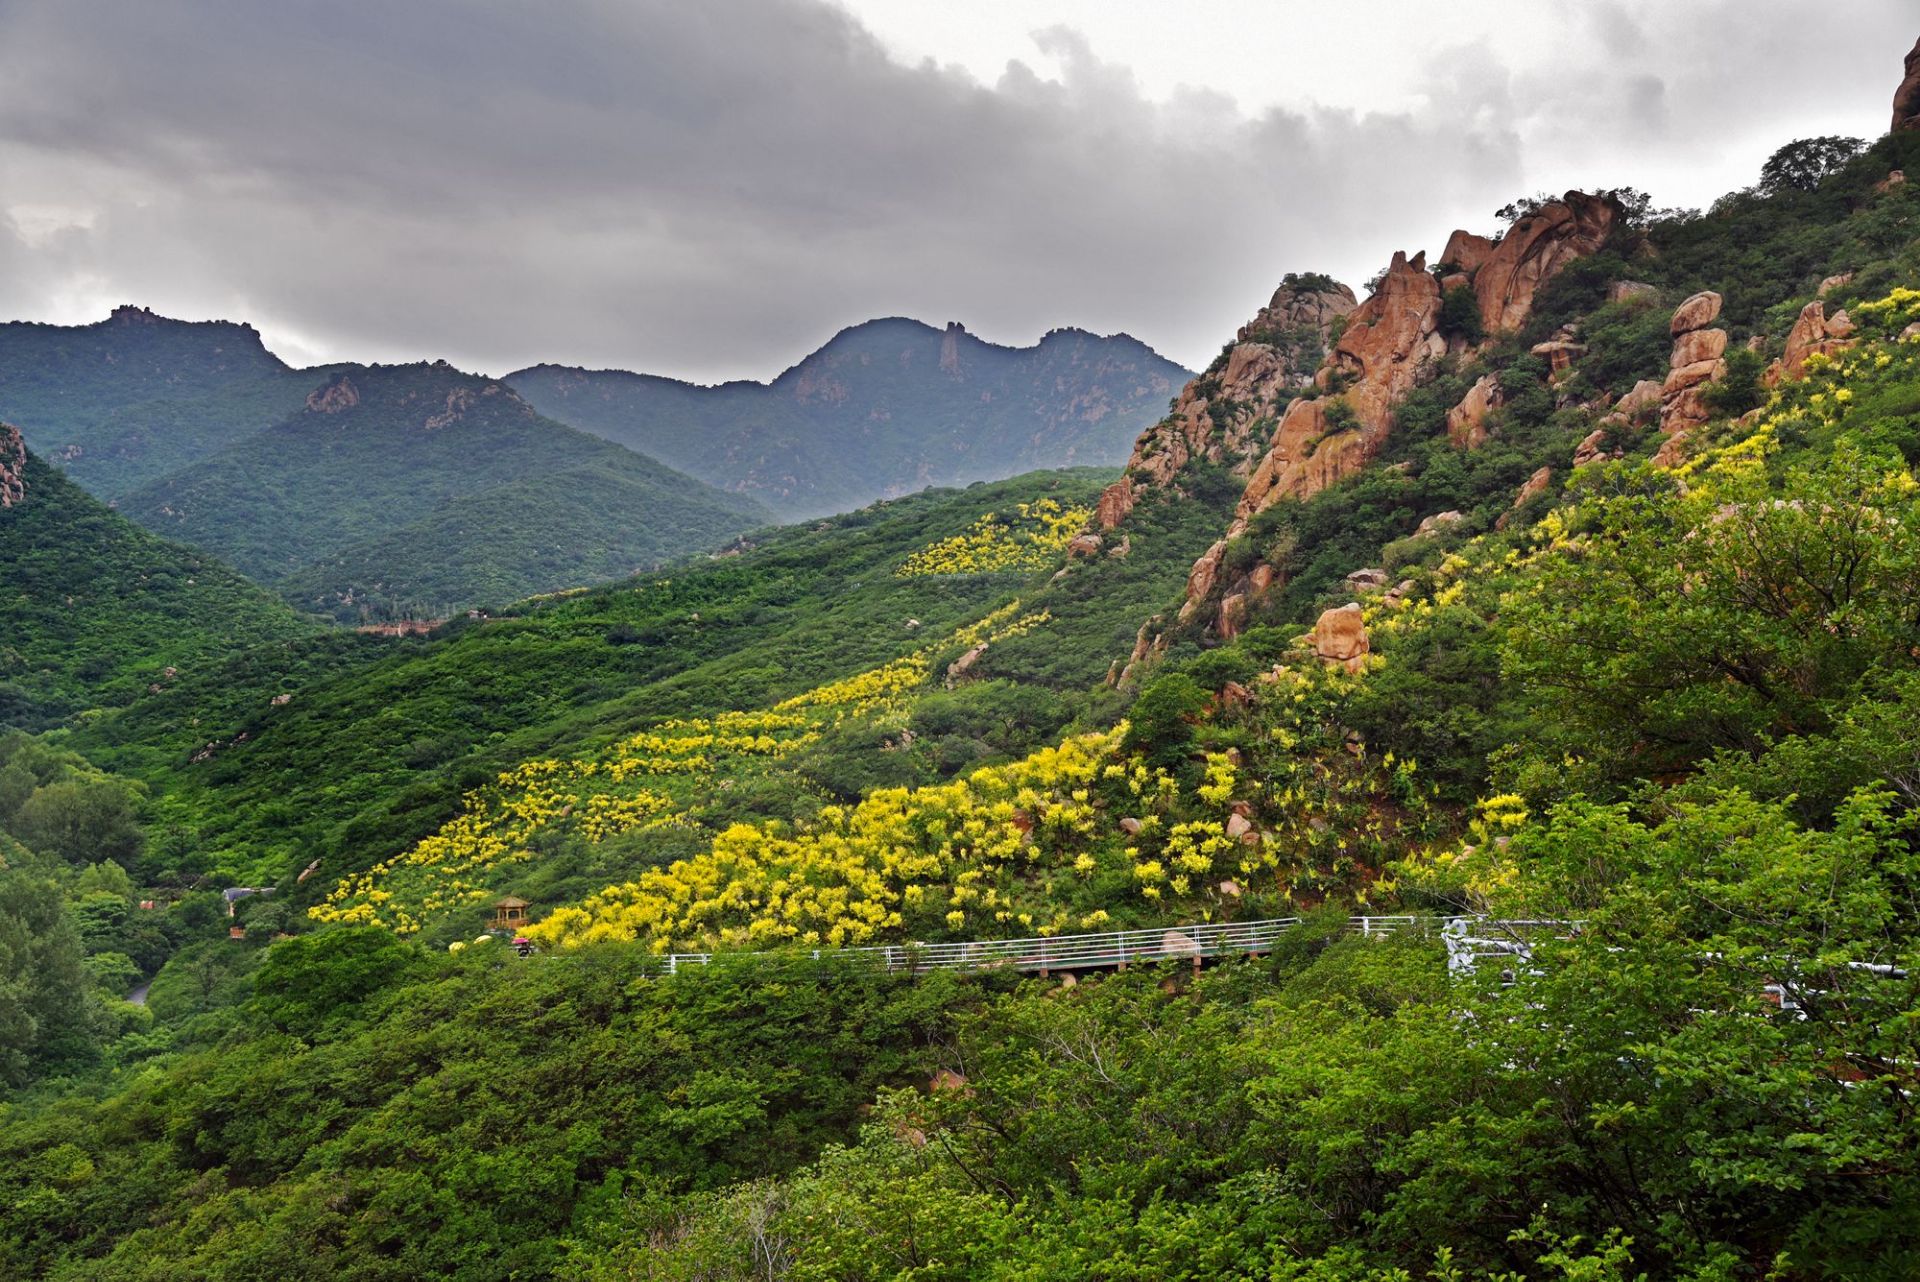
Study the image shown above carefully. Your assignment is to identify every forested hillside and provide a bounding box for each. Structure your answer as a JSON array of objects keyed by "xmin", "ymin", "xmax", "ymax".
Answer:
[
  {"xmin": 117, "ymin": 362, "xmax": 769, "ymax": 621},
  {"xmin": 9, "ymin": 40, "xmax": 1920, "ymax": 1282},
  {"xmin": 510, "ymin": 319, "xmax": 1191, "ymax": 516}
]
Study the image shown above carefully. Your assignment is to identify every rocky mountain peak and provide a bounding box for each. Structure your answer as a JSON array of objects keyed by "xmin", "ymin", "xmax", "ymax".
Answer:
[
  {"xmin": 1239, "ymin": 276, "xmax": 1359, "ymax": 342},
  {"xmin": 0, "ymin": 422, "xmax": 26, "ymax": 508},
  {"xmin": 940, "ymin": 321, "xmax": 965, "ymax": 376},
  {"xmin": 1471, "ymin": 191, "xmax": 1619, "ymax": 335},
  {"xmin": 1092, "ymin": 271, "xmax": 1359, "ymax": 529},
  {"xmin": 108, "ymin": 304, "xmax": 163, "ymax": 327}
]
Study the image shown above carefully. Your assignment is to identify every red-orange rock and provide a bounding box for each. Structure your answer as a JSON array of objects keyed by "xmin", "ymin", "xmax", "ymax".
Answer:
[
  {"xmin": 1346, "ymin": 567, "xmax": 1389, "ymax": 591},
  {"xmin": 1781, "ymin": 301, "xmax": 1856, "ymax": 378},
  {"xmin": 1818, "ymin": 272, "xmax": 1854, "ymax": 298},
  {"xmin": 1653, "ymin": 430, "xmax": 1691, "ymax": 470},
  {"xmin": 1441, "ymin": 228, "xmax": 1495, "ymax": 275},
  {"xmin": 1895, "ymin": 36, "xmax": 1920, "ymax": 131},
  {"xmin": 1066, "ymin": 533, "xmax": 1104, "ymax": 558},
  {"xmin": 1663, "ymin": 386, "xmax": 1717, "ymax": 433},
  {"xmin": 1218, "ymin": 593, "xmax": 1248, "ymax": 640},
  {"xmin": 1660, "ymin": 314, "xmax": 1728, "ymax": 434},
  {"xmin": 1118, "ymin": 618, "xmax": 1165, "ymax": 686},
  {"xmin": 1312, "ymin": 603, "xmax": 1370, "ymax": 674},
  {"xmin": 1573, "ymin": 428, "xmax": 1613, "ymax": 468},
  {"xmin": 1238, "ymin": 277, "xmax": 1359, "ymax": 343},
  {"xmin": 1531, "ymin": 339, "xmax": 1586, "ymax": 375},
  {"xmin": 1236, "ymin": 252, "xmax": 1443, "ymax": 518},
  {"xmin": 1614, "ymin": 378, "xmax": 1665, "ymax": 420},
  {"xmin": 1123, "ymin": 279, "xmax": 1356, "ymax": 491},
  {"xmin": 1178, "ymin": 540, "xmax": 1230, "ymax": 620},
  {"xmin": 1473, "ymin": 192, "xmax": 1619, "ymax": 334},
  {"xmin": 1222, "ymin": 342, "xmax": 1282, "ymax": 388},
  {"xmin": 1663, "ymin": 358, "xmax": 1727, "ymax": 397},
  {"xmin": 946, "ymin": 644, "xmax": 988, "ymax": 686}
]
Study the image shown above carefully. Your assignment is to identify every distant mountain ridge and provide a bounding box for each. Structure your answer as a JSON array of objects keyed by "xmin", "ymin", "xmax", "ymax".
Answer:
[
  {"xmin": 0, "ymin": 304, "xmax": 332, "ymax": 497},
  {"xmin": 509, "ymin": 317, "xmax": 1191, "ymax": 516},
  {"xmin": 0, "ymin": 307, "xmax": 1184, "ymax": 615}
]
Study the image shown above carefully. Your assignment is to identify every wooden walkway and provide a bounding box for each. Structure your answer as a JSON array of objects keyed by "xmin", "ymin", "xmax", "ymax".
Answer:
[{"xmin": 635, "ymin": 915, "xmax": 1572, "ymax": 978}]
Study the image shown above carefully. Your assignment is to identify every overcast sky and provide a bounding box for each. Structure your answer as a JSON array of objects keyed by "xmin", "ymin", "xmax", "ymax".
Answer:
[{"xmin": 0, "ymin": 1, "xmax": 1911, "ymax": 381}]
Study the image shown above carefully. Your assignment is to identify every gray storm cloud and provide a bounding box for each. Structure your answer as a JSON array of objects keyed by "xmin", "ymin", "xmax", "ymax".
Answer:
[{"xmin": 0, "ymin": 0, "xmax": 1910, "ymax": 380}]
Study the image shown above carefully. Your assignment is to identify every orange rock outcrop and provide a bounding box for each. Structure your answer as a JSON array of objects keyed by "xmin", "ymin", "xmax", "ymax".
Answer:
[
  {"xmin": 1472, "ymin": 192, "xmax": 1619, "ymax": 335},
  {"xmin": 1312, "ymin": 603, "xmax": 1370, "ymax": 674}
]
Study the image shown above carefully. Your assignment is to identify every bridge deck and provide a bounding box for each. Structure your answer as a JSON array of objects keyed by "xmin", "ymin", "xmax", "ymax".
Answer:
[{"xmin": 639, "ymin": 915, "xmax": 1560, "ymax": 977}]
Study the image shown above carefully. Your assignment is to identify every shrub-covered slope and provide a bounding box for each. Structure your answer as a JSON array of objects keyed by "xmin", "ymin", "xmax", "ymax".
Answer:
[
  {"xmin": 509, "ymin": 318, "xmax": 1191, "ymax": 517},
  {"xmin": 76, "ymin": 468, "xmax": 1241, "ymax": 896},
  {"xmin": 117, "ymin": 362, "xmax": 768, "ymax": 621}
]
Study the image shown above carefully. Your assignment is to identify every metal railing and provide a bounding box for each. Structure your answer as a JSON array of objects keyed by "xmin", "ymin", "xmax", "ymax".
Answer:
[{"xmin": 629, "ymin": 914, "xmax": 1577, "ymax": 979}]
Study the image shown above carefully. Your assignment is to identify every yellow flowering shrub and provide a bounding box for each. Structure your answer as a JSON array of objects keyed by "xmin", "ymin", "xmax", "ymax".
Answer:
[{"xmin": 895, "ymin": 499, "xmax": 1091, "ymax": 577}]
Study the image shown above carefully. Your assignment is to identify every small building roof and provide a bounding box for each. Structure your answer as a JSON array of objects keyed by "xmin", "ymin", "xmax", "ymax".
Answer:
[{"xmin": 494, "ymin": 895, "xmax": 530, "ymax": 908}]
